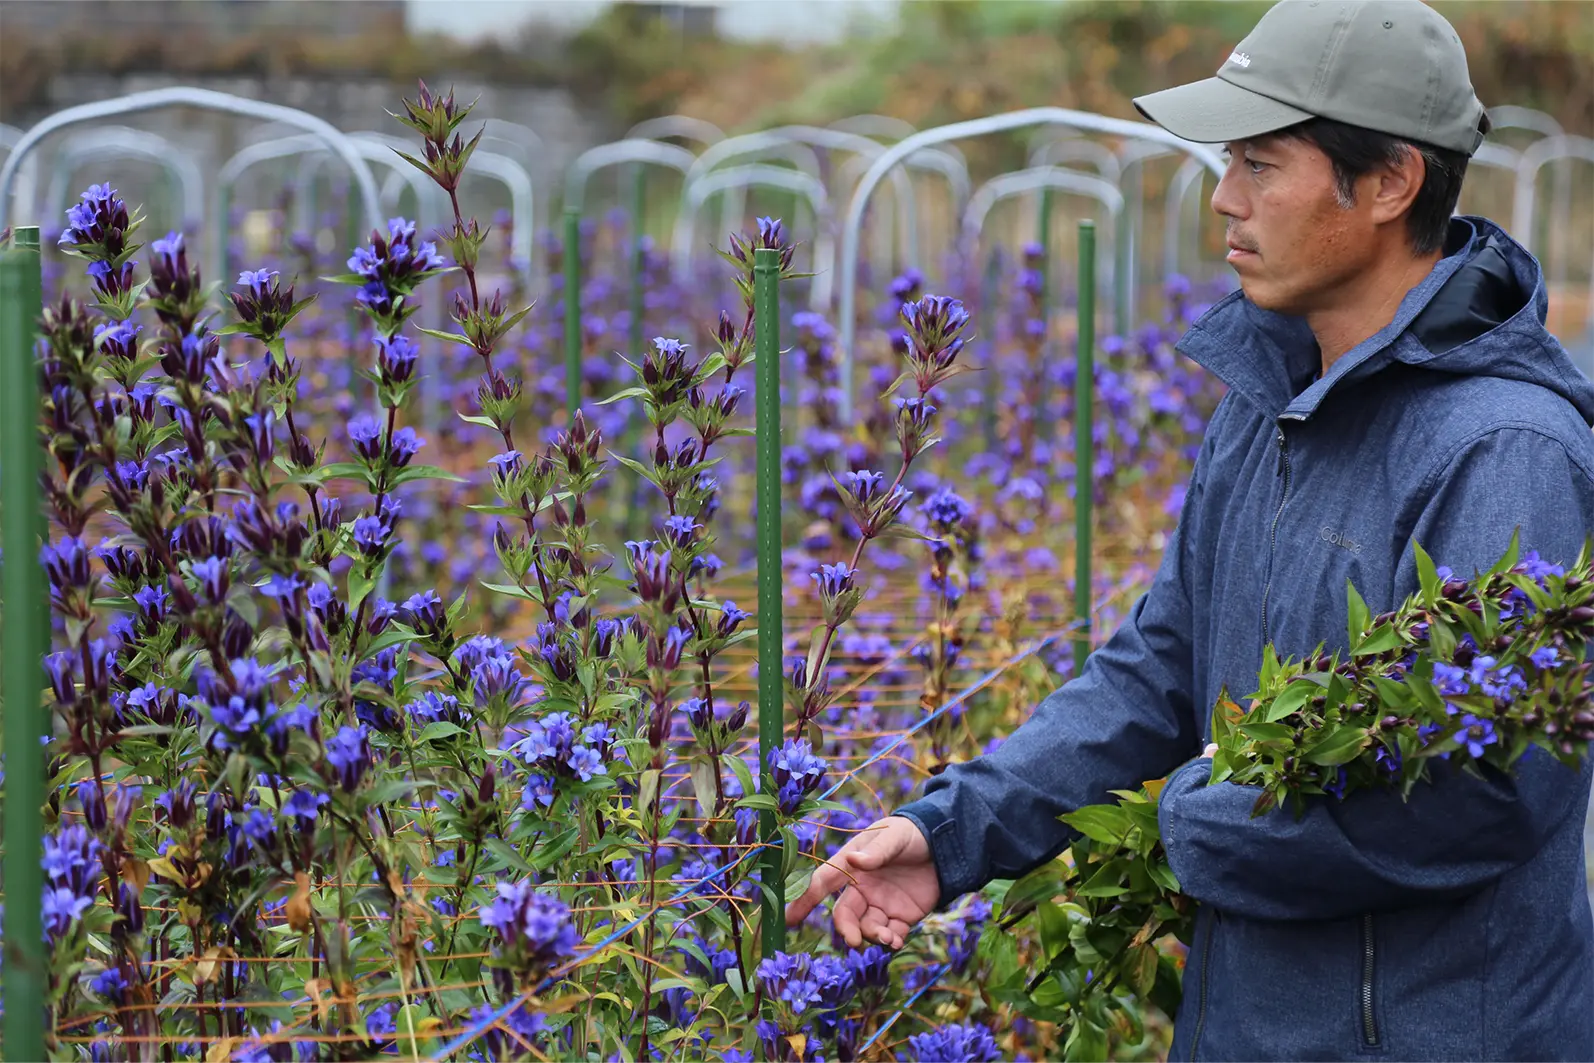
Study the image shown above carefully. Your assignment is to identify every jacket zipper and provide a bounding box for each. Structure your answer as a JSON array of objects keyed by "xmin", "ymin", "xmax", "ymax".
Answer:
[
  {"xmin": 1259, "ymin": 426, "xmax": 1292, "ymax": 647},
  {"xmin": 1190, "ymin": 909, "xmax": 1218, "ymax": 1061},
  {"xmin": 1360, "ymin": 913, "xmax": 1381, "ymax": 1048}
]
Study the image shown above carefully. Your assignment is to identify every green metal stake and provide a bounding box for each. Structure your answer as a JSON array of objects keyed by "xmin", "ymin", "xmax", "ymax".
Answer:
[
  {"xmin": 625, "ymin": 168, "xmax": 647, "ymax": 543},
  {"xmin": 753, "ymin": 247, "xmax": 785, "ymax": 963},
  {"xmin": 563, "ymin": 207, "xmax": 582, "ymax": 423},
  {"xmin": 1035, "ymin": 187, "xmax": 1056, "ymax": 446},
  {"xmin": 1075, "ymin": 220, "xmax": 1096, "ymax": 677},
  {"xmin": 2, "ymin": 225, "xmax": 47, "ymax": 1063}
]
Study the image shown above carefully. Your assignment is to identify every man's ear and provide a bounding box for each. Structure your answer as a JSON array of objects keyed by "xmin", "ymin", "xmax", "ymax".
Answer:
[{"xmin": 1367, "ymin": 144, "xmax": 1427, "ymax": 226}]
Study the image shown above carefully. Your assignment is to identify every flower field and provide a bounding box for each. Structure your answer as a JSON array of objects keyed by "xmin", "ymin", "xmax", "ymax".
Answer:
[{"xmin": 15, "ymin": 75, "xmax": 1588, "ymax": 1063}]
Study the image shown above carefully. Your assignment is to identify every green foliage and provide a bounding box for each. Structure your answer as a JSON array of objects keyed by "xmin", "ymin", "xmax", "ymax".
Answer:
[{"xmin": 998, "ymin": 535, "xmax": 1594, "ymax": 1054}]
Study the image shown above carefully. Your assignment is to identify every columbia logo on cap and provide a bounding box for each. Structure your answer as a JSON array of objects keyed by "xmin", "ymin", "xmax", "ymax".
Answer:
[{"xmin": 1228, "ymin": 50, "xmax": 1252, "ymax": 68}]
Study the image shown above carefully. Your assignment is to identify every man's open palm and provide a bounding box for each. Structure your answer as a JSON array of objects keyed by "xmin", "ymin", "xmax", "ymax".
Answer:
[{"xmin": 784, "ymin": 816, "xmax": 940, "ymax": 950}]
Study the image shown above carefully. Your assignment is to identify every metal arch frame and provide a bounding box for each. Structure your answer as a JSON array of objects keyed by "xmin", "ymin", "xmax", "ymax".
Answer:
[
  {"xmin": 477, "ymin": 119, "xmax": 550, "ymax": 235},
  {"xmin": 829, "ymin": 114, "xmax": 919, "ymax": 143},
  {"xmin": 0, "ymin": 124, "xmax": 39, "ymax": 229},
  {"xmin": 1512, "ymin": 135, "xmax": 1594, "ymax": 249},
  {"xmin": 837, "ymin": 107, "xmax": 1225, "ymax": 419},
  {"xmin": 0, "ymin": 86, "xmax": 381, "ymax": 242},
  {"xmin": 478, "ymin": 118, "xmax": 549, "ymax": 174},
  {"xmin": 1114, "ymin": 141, "xmax": 1179, "ymax": 332},
  {"xmin": 762, "ymin": 125, "xmax": 919, "ymax": 267},
  {"xmin": 685, "ymin": 131, "xmax": 825, "ymax": 186},
  {"xmin": 675, "ymin": 163, "xmax": 834, "ymax": 311},
  {"xmin": 833, "ymin": 144, "xmax": 973, "ymax": 262},
  {"xmin": 1486, "ymin": 106, "xmax": 1564, "ymax": 140},
  {"xmin": 458, "ymin": 149, "xmax": 537, "ymax": 288},
  {"xmin": 42, "ymin": 126, "xmax": 205, "ymax": 231},
  {"xmin": 1027, "ymin": 137, "xmax": 1124, "ymax": 184},
  {"xmin": 1163, "ymin": 153, "xmax": 1223, "ymax": 281},
  {"xmin": 344, "ymin": 131, "xmax": 453, "ymax": 225},
  {"xmin": 1509, "ymin": 135, "xmax": 1594, "ymax": 347},
  {"xmin": 960, "ymin": 166, "xmax": 1127, "ymax": 333},
  {"xmin": 564, "ymin": 138, "xmax": 696, "ymax": 214},
  {"xmin": 215, "ymin": 133, "xmax": 353, "ymax": 278},
  {"xmin": 683, "ymin": 132, "xmax": 826, "ymax": 251},
  {"xmin": 626, "ymin": 114, "xmax": 726, "ymax": 148},
  {"xmin": 1488, "ymin": 108, "xmax": 1575, "ymax": 300},
  {"xmin": 1455, "ymin": 142, "xmax": 1520, "ymax": 219},
  {"xmin": 832, "ymin": 145, "xmax": 972, "ymax": 287}
]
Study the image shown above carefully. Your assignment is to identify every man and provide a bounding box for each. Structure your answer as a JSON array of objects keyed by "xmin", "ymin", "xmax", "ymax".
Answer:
[{"xmin": 785, "ymin": 1, "xmax": 1594, "ymax": 1059}]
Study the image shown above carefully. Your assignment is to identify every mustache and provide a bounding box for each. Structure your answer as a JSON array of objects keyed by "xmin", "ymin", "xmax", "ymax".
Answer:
[{"xmin": 1226, "ymin": 230, "xmax": 1258, "ymax": 252}]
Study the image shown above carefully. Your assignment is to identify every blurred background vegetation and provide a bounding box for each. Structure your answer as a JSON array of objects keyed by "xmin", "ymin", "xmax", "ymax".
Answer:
[{"xmin": 4, "ymin": 1, "xmax": 1590, "ymax": 161}]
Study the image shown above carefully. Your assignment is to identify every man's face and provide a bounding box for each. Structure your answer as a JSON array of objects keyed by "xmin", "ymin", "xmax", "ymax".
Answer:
[{"xmin": 1209, "ymin": 134, "xmax": 1381, "ymax": 316}]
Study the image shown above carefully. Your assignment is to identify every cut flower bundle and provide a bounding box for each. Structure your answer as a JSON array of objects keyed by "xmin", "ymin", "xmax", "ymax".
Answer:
[{"xmin": 991, "ymin": 534, "xmax": 1594, "ymax": 1057}]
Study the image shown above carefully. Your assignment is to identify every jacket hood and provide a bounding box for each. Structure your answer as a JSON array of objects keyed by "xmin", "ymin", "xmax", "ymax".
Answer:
[{"xmin": 1176, "ymin": 215, "xmax": 1594, "ymax": 427}]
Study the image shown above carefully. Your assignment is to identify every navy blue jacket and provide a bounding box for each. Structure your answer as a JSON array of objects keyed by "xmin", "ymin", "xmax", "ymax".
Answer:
[{"xmin": 895, "ymin": 217, "xmax": 1594, "ymax": 1061}]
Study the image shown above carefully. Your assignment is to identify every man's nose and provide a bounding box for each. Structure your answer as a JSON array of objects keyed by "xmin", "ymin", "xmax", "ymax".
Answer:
[{"xmin": 1210, "ymin": 158, "xmax": 1247, "ymax": 222}]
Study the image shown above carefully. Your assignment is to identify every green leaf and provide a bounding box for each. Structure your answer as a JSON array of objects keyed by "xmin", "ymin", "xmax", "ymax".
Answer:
[
  {"xmin": 1488, "ymin": 528, "xmax": 1522, "ymax": 576},
  {"xmin": 1263, "ymin": 682, "xmax": 1314, "ymax": 723},
  {"xmin": 637, "ymin": 769, "xmax": 661, "ymax": 819},
  {"xmin": 734, "ymin": 793, "xmax": 780, "ymax": 814},
  {"xmin": 689, "ymin": 755, "xmax": 719, "ymax": 817},
  {"xmin": 1413, "ymin": 539, "xmax": 1441, "ymax": 604},
  {"xmin": 348, "ymin": 567, "xmax": 376, "ymax": 611},
  {"xmin": 596, "ymin": 386, "xmax": 651, "ymax": 407},
  {"xmin": 479, "ymin": 581, "xmax": 540, "ymax": 602},
  {"xmin": 320, "ymin": 461, "xmax": 374, "ymax": 486},
  {"xmin": 1237, "ymin": 721, "xmax": 1294, "ymax": 745},
  {"xmin": 393, "ymin": 1003, "xmax": 436, "ymax": 1061},
  {"xmin": 390, "ymin": 464, "xmax": 468, "ymax": 487},
  {"xmin": 1074, "ymin": 858, "xmax": 1130, "ymax": 897},
  {"xmin": 1303, "ymin": 724, "xmax": 1370, "ymax": 766},
  {"xmin": 416, "ymin": 721, "xmax": 468, "ymax": 743},
  {"xmin": 415, "ymin": 326, "xmax": 472, "ymax": 346},
  {"xmin": 531, "ymin": 827, "xmax": 580, "ymax": 871},
  {"xmin": 1059, "ymin": 804, "xmax": 1132, "ymax": 846},
  {"xmin": 726, "ymin": 753, "xmax": 756, "ymax": 802},
  {"xmin": 1354, "ymin": 623, "xmax": 1402, "ymax": 656},
  {"xmin": 1345, "ymin": 580, "xmax": 1371, "ymax": 645},
  {"xmin": 485, "ymin": 837, "xmax": 534, "ymax": 874},
  {"xmin": 458, "ymin": 412, "xmax": 499, "ymax": 429}
]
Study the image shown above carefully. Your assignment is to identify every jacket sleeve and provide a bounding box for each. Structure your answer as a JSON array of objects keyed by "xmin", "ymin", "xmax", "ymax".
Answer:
[
  {"xmin": 1159, "ymin": 425, "xmax": 1594, "ymax": 922},
  {"xmin": 891, "ymin": 414, "xmax": 1219, "ymax": 910}
]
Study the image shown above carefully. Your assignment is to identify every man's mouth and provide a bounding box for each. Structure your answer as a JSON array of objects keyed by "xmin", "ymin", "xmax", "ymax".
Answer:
[{"xmin": 1226, "ymin": 240, "xmax": 1258, "ymax": 263}]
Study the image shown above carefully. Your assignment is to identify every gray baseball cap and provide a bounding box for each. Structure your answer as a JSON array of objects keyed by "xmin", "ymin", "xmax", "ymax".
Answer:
[{"xmin": 1132, "ymin": 0, "xmax": 1491, "ymax": 156}]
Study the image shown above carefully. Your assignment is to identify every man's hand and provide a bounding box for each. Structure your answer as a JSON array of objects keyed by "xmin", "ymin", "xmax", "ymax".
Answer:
[
  {"xmin": 1204, "ymin": 743, "xmax": 1218, "ymax": 758},
  {"xmin": 784, "ymin": 816, "xmax": 940, "ymax": 950}
]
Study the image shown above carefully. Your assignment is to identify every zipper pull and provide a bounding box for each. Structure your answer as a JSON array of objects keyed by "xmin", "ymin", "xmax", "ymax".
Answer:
[{"xmin": 1275, "ymin": 429, "xmax": 1287, "ymax": 476}]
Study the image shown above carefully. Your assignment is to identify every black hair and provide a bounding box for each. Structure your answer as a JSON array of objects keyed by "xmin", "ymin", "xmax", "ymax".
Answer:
[{"xmin": 1275, "ymin": 116, "xmax": 1470, "ymax": 256}]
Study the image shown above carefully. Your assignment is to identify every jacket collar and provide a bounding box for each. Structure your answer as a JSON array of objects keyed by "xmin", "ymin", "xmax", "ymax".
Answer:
[{"xmin": 1175, "ymin": 217, "xmax": 1483, "ymax": 422}]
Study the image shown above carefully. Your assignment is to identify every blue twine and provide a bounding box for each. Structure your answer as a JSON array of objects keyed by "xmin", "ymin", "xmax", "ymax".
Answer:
[{"xmin": 857, "ymin": 961, "xmax": 950, "ymax": 1055}]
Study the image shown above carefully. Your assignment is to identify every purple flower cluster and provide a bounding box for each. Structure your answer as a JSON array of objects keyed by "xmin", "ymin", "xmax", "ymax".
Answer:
[
  {"xmin": 479, "ymin": 880, "xmax": 580, "ymax": 974},
  {"xmin": 510, "ymin": 711, "xmax": 615, "ymax": 785},
  {"xmin": 769, "ymin": 739, "xmax": 827, "ymax": 815},
  {"xmin": 42, "ymin": 825, "xmax": 102, "ymax": 945},
  {"xmin": 900, "ymin": 1021, "xmax": 1003, "ymax": 1062},
  {"xmin": 347, "ymin": 217, "xmax": 447, "ymax": 318},
  {"xmin": 58, "ymin": 183, "xmax": 131, "ymax": 258},
  {"xmin": 454, "ymin": 635, "xmax": 530, "ymax": 709}
]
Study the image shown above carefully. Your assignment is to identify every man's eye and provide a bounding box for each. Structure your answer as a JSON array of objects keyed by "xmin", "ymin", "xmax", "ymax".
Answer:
[{"xmin": 1247, "ymin": 159, "xmax": 1267, "ymax": 174}]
